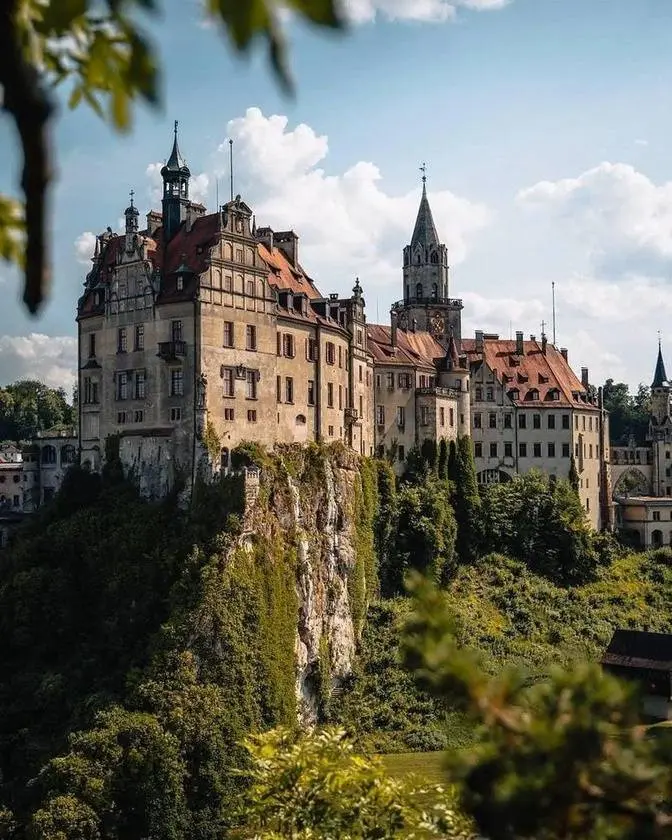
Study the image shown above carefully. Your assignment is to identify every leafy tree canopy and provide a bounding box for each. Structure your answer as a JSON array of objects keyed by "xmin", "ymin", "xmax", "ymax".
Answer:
[{"xmin": 0, "ymin": 379, "xmax": 74, "ymax": 441}]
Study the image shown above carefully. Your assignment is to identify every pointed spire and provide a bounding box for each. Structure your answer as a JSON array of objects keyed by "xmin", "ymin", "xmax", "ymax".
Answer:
[
  {"xmin": 162, "ymin": 119, "xmax": 191, "ymax": 176},
  {"xmin": 411, "ymin": 163, "xmax": 439, "ymax": 248},
  {"xmin": 446, "ymin": 332, "xmax": 460, "ymax": 369},
  {"xmin": 653, "ymin": 336, "xmax": 668, "ymax": 388}
]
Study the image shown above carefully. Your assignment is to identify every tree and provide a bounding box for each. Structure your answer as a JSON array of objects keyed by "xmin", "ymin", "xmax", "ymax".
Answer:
[
  {"xmin": 0, "ymin": 0, "xmax": 344, "ymax": 315},
  {"xmin": 0, "ymin": 379, "xmax": 74, "ymax": 441},
  {"xmin": 568, "ymin": 454, "xmax": 580, "ymax": 494},
  {"xmin": 438, "ymin": 438, "xmax": 449, "ymax": 480},
  {"xmin": 453, "ymin": 436, "xmax": 481, "ymax": 564},
  {"xmin": 602, "ymin": 379, "xmax": 650, "ymax": 445},
  {"xmin": 447, "ymin": 439, "xmax": 458, "ymax": 481},
  {"xmin": 240, "ymin": 726, "xmax": 475, "ymax": 839}
]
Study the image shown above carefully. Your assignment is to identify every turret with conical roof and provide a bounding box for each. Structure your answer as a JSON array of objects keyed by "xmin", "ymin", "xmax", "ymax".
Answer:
[
  {"xmin": 393, "ymin": 164, "xmax": 463, "ymax": 348},
  {"xmin": 161, "ymin": 120, "xmax": 191, "ymax": 242},
  {"xmin": 650, "ymin": 338, "xmax": 671, "ymax": 432}
]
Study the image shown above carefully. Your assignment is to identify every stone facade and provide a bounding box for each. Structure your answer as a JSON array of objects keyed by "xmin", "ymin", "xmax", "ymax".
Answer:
[{"xmin": 76, "ymin": 127, "xmax": 610, "ymax": 530}]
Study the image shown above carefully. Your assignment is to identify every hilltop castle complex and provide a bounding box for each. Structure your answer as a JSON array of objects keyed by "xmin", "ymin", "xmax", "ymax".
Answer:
[{"xmin": 76, "ymin": 126, "xmax": 612, "ymax": 530}]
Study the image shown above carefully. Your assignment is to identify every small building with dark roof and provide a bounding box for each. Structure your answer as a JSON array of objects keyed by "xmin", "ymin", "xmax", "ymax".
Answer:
[{"xmin": 602, "ymin": 629, "xmax": 672, "ymax": 721}]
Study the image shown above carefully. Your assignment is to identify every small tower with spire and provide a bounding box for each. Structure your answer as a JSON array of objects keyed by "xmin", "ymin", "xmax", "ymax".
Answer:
[
  {"xmin": 394, "ymin": 163, "xmax": 463, "ymax": 347},
  {"xmin": 161, "ymin": 120, "xmax": 191, "ymax": 242},
  {"xmin": 650, "ymin": 336, "xmax": 671, "ymax": 430},
  {"xmin": 124, "ymin": 189, "xmax": 139, "ymax": 251}
]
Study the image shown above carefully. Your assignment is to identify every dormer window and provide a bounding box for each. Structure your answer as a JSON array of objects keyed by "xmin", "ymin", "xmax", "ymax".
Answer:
[
  {"xmin": 509, "ymin": 388, "xmax": 520, "ymax": 401},
  {"xmin": 528, "ymin": 388, "xmax": 539, "ymax": 401}
]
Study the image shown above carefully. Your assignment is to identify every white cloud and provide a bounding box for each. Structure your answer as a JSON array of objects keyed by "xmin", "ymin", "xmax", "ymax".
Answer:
[
  {"xmin": 74, "ymin": 231, "xmax": 96, "ymax": 265},
  {"xmin": 340, "ymin": 0, "xmax": 509, "ymax": 23},
  {"xmin": 146, "ymin": 162, "xmax": 209, "ymax": 206},
  {"xmin": 635, "ymin": 138, "xmax": 649, "ymax": 147},
  {"xmin": 0, "ymin": 334, "xmax": 76, "ymax": 394},
  {"xmin": 221, "ymin": 107, "xmax": 491, "ymax": 294},
  {"xmin": 517, "ymin": 162, "xmax": 672, "ymax": 277}
]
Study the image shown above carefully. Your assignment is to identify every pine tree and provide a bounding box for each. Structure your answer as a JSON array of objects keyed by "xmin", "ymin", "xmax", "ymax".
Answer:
[
  {"xmin": 438, "ymin": 439, "xmax": 449, "ymax": 480},
  {"xmin": 569, "ymin": 455, "xmax": 580, "ymax": 494},
  {"xmin": 420, "ymin": 439, "xmax": 438, "ymax": 472},
  {"xmin": 447, "ymin": 440, "xmax": 457, "ymax": 481},
  {"xmin": 453, "ymin": 436, "xmax": 481, "ymax": 564}
]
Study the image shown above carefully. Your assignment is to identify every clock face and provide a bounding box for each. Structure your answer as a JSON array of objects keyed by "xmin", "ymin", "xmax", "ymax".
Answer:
[{"xmin": 430, "ymin": 311, "xmax": 445, "ymax": 336}]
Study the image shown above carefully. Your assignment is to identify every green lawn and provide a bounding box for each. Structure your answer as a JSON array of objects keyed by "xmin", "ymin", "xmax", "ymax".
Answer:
[{"xmin": 381, "ymin": 751, "xmax": 447, "ymax": 785}]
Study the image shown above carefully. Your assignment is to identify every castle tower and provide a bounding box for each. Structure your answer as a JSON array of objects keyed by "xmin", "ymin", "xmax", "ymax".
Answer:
[
  {"xmin": 161, "ymin": 120, "xmax": 191, "ymax": 242},
  {"xmin": 650, "ymin": 339, "xmax": 671, "ymax": 429},
  {"xmin": 394, "ymin": 165, "xmax": 463, "ymax": 347},
  {"xmin": 124, "ymin": 190, "xmax": 139, "ymax": 251}
]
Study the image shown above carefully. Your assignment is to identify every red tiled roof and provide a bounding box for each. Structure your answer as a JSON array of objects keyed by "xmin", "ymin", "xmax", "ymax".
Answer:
[
  {"xmin": 462, "ymin": 337, "xmax": 594, "ymax": 408},
  {"xmin": 258, "ymin": 243, "xmax": 322, "ymax": 300},
  {"xmin": 367, "ymin": 325, "xmax": 444, "ymax": 368}
]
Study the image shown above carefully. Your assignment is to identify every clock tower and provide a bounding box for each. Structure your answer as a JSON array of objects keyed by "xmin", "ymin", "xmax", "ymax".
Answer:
[{"xmin": 392, "ymin": 166, "xmax": 463, "ymax": 348}]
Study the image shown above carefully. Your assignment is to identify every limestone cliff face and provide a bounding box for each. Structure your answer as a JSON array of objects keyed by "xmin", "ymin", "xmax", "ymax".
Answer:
[{"xmin": 236, "ymin": 445, "xmax": 373, "ymax": 726}]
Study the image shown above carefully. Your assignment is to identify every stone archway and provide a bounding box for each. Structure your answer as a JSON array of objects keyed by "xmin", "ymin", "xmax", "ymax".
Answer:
[
  {"xmin": 652, "ymin": 529, "xmax": 663, "ymax": 548},
  {"xmin": 613, "ymin": 467, "xmax": 649, "ymax": 499}
]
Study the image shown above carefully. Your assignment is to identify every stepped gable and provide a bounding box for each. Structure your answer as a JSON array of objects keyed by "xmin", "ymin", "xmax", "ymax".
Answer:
[
  {"xmin": 367, "ymin": 324, "xmax": 444, "ymax": 368},
  {"xmin": 462, "ymin": 337, "xmax": 593, "ymax": 408}
]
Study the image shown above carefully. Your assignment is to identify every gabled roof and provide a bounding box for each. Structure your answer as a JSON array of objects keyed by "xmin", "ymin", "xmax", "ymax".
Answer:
[
  {"xmin": 602, "ymin": 629, "xmax": 672, "ymax": 671},
  {"xmin": 258, "ymin": 242, "xmax": 322, "ymax": 300},
  {"xmin": 462, "ymin": 337, "xmax": 593, "ymax": 408},
  {"xmin": 367, "ymin": 325, "xmax": 444, "ymax": 368},
  {"xmin": 411, "ymin": 183, "xmax": 440, "ymax": 249}
]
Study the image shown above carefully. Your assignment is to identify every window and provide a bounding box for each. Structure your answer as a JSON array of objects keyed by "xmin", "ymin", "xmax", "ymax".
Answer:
[
  {"xmin": 170, "ymin": 407, "xmax": 182, "ymax": 422},
  {"xmin": 489, "ymin": 442, "xmax": 498, "ymax": 458},
  {"xmin": 421, "ymin": 406, "xmax": 429, "ymax": 425},
  {"xmin": 474, "ymin": 413, "xmax": 482, "ymax": 429},
  {"xmin": 117, "ymin": 411, "xmax": 127, "ymax": 424},
  {"xmin": 283, "ymin": 334, "xmax": 295, "ymax": 357},
  {"xmin": 88, "ymin": 333, "xmax": 96, "ymax": 358},
  {"xmin": 475, "ymin": 387, "xmax": 483, "ymax": 400},
  {"xmin": 12, "ymin": 495, "xmax": 19, "ymax": 507},
  {"xmin": 307, "ymin": 338, "xmax": 318, "ymax": 361},
  {"xmin": 134, "ymin": 324, "xmax": 144, "ymax": 351},
  {"xmin": 338, "ymin": 385, "xmax": 343, "ymax": 410},
  {"xmin": 440, "ymin": 407, "xmax": 445, "ymax": 426},
  {"xmin": 223, "ymin": 368, "xmax": 234, "ymax": 397},
  {"xmin": 135, "ymin": 370, "xmax": 146, "ymax": 400},
  {"xmin": 359, "ymin": 365, "xmax": 363, "ymax": 383},
  {"xmin": 285, "ymin": 377, "xmax": 294, "ymax": 403},
  {"xmin": 548, "ymin": 442, "xmax": 556, "ymax": 457},
  {"xmin": 376, "ymin": 405, "xmax": 385, "ymax": 425},
  {"xmin": 246, "ymin": 279, "xmax": 254, "ymax": 297},
  {"xmin": 116, "ymin": 371, "xmax": 129, "ymax": 400},
  {"xmin": 41, "ymin": 445, "xmax": 57, "ymax": 465},
  {"xmin": 328, "ymin": 425, "xmax": 334, "ymax": 437},
  {"xmin": 504, "ymin": 413, "xmax": 512, "ymax": 429},
  {"xmin": 519, "ymin": 442, "xmax": 527, "ymax": 457},
  {"xmin": 247, "ymin": 409, "xmax": 257, "ymax": 422},
  {"xmin": 171, "ymin": 320, "xmax": 183, "ymax": 341},
  {"xmin": 236, "ymin": 248, "xmax": 243, "ymax": 262},
  {"xmin": 398, "ymin": 445, "xmax": 405, "ymax": 461},
  {"xmin": 589, "ymin": 444, "xmax": 593, "ymax": 458},
  {"xmin": 246, "ymin": 325, "xmax": 257, "ymax": 351},
  {"xmin": 486, "ymin": 387, "xmax": 494, "ymax": 401},
  {"xmin": 575, "ymin": 415, "xmax": 579, "ymax": 430},
  {"xmin": 83, "ymin": 377, "xmax": 99, "ymax": 405},
  {"xmin": 489, "ymin": 412, "xmax": 497, "ymax": 429},
  {"xmin": 519, "ymin": 414, "xmax": 526, "ymax": 429},
  {"xmin": 276, "ymin": 375, "xmax": 282, "ymax": 402},
  {"xmin": 653, "ymin": 511, "xmax": 661, "ymax": 522},
  {"xmin": 223, "ymin": 322, "xmax": 234, "ymax": 347},
  {"xmin": 357, "ymin": 329, "xmax": 363, "ymax": 345},
  {"xmin": 246, "ymin": 369, "xmax": 257, "ymax": 399},
  {"xmin": 307, "ymin": 380, "xmax": 315, "ymax": 405},
  {"xmin": 533, "ymin": 442, "xmax": 542, "ymax": 458},
  {"xmin": 327, "ymin": 383, "xmax": 334, "ymax": 407},
  {"xmin": 589, "ymin": 417, "xmax": 593, "ymax": 431},
  {"xmin": 326, "ymin": 342, "xmax": 335, "ymax": 364},
  {"xmin": 582, "ymin": 416, "xmax": 586, "ymax": 430},
  {"xmin": 449, "ymin": 408, "xmax": 454, "ymax": 426},
  {"xmin": 338, "ymin": 346, "xmax": 343, "ymax": 367},
  {"xmin": 359, "ymin": 395, "xmax": 363, "ymax": 417},
  {"xmin": 176, "ymin": 276, "xmax": 183, "ymax": 291},
  {"xmin": 562, "ymin": 443, "xmax": 570, "ymax": 457},
  {"xmin": 533, "ymin": 413, "xmax": 541, "ymax": 429},
  {"xmin": 386, "ymin": 373, "xmax": 395, "ymax": 390},
  {"xmin": 117, "ymin": 328, "xmax": 127, "ymax": 353},
  {"xmin": 134, "ymin": 409, "xmax": 144, "ymax": 423},
  {"xmin": 548, "ymin": 414, "xmax": 555, "ymax": 429},
  {"xmin": 170, "ymin": 369, "xmax": 183, "ymax": 397},
  {"xmin": 396, "ymin": 406, "xmax": 405, "ymax": 427},
  {"xmin": 504, "ymin": 442, "xmax": 513, "ymax": 458},
  {"xmin": 474, "ymin": 442, "xmax": 483, "ymax": 458},
  {"xmin": 562, "ymin": 414, "xmax": 570, "ymax": 429}
]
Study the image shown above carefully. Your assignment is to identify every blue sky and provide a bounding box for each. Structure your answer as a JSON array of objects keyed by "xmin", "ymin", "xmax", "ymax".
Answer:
[{"xmin": 2, "ymin": 0, "xmax": 672, "ymax": 393}]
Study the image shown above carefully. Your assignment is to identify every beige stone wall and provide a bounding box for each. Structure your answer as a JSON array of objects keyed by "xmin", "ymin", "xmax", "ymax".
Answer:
[
  {"xmin": 318, "ymin": 329, "xmax": 351, "ymax": 443},
  {"xmin": 572, "ymin": 410, "xmax": 603, "ymax": 529},
  {"xmin": 374, "ymin": 365, "xmax": 419, "ymax": 466}
]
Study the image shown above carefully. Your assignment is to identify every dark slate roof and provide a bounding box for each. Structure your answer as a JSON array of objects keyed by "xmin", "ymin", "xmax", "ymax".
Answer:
[
  {"xmin": 602, "ymin": 629, "xmax": 672, "ymax": 672},
  {"xmin": 162, "ymin": 122, "xmax": 190, "ymax": 177},
  {"xmin": 652, "ymin": 344, "xmax": 668, "ymax": 388},
  {"xmin": 411, "ymin": 183, "xmax": 440, "ymax": 248}
]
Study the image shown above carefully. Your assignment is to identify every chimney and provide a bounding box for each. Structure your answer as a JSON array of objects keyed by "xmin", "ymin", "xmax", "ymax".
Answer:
[
  {"xmin": 475, "ymin": 329, "xmax": 484, "ymax": 352},
  {"xmin": 390, "ymin": 310, "xmax": 398, "ymax": 348},
  {"xmin": 581, "ymin": 367, "xmax": 589, "ymax": 388},
  {"xmin": 256, "ymin": 226, "xmax": 274, "ymax": 251},
  {"xmin": 411, "ymin": 318, "xmax": 417, "ymax": 333},
  {"xmin": 560, "ymin": 347, "xmax": 568, "ymax": 362},
  {"xmin": 530, "ymin": 334, "xmax": 536, "ymax": 342},
  {"xmin": 146, "ymin": 210, "xmax": 162, "ymax": 237},
  {"xmin": 541, "ymin": 333, "xmax": 547, "ymax": 355},
  {"xmin": 274, "ymin": 230, "xmax": 298, "ymax": 266},
  {"xmin": 515, "ymin": 331, "xmax": 524, "ymax": 356}
]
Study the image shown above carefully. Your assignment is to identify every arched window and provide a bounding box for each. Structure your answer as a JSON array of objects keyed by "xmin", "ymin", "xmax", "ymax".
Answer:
[
  {"xmin": 41, "ymin": 445, "xmax": 57, "ymax": 465},
  {"xmin": 415, "ymin": 283, "xmax": 423, "ymax": 299},
  {"xmin": 431, "ymin": 283, "xmax": 438, "ymax": 300},
  {"xmin": 430, "ymin": 251, "xmax": 439, "ymax": 264},
  {"xmin": 296, "ymin": 414, "xmax": 306, "ymax": 425},
  {"xmin": 652, "ymin": 529, "xmax": 663, "ymax": 548},
  {"xmin": 61, "ymin": 445, "xmax": 77, "ymax": 466}
]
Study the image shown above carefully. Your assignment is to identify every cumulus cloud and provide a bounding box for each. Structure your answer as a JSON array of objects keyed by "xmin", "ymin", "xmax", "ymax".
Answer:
[
  {"xmin": 517, "ymin": 162, "xmax": 672, "ymax": 278},
  {"xmin": 74, "ymin": 231, "xmax": 96, "ymax": 265},
  {"xmin": 220, "ymin": 107, "xmax": 491, "ymax": 294},
  {"xmin": 341, "ymin": 0, "xmax": 509, "ymax": 23},
  {"xmin": 0, "ymin": 334, "xmax": 77, "ymax": 394}
]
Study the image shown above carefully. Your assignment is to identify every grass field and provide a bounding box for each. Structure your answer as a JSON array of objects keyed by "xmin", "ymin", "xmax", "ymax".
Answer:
[{"xmin": 381, "ymin": 751, "xmax": 447, "ymax": 785}]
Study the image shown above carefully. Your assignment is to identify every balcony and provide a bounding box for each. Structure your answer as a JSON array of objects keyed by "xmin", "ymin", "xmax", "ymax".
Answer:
[
  {"xmin": 391, "ymin": 296, "xmax": 463, "ymax": 310},
  {"xmin": 416, "ymin": 386, "xmax": 457, "ymax": 398},
  {"xmin": 344, "ymin": 407, "xmax": 360, "ymax": 425},
  {"xmin": 157, "ymin": 340, "xmax": 187, "ymax": 361}
]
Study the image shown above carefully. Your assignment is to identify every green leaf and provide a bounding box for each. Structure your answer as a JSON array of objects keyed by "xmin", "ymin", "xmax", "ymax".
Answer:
[
  {"xmin": 39, "ymin": 0, "xmax": 90, "ymax": 34},
  {"xmin": 68, "ymin": 85, "xmax": 83, "ymax": 109},
  {"xmin": 111, "ymin": 86, "xmax": 130, "ymax": 131}
]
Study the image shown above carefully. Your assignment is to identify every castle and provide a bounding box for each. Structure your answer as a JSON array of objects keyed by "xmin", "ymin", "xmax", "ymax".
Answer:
[
  {"xmin": 611, "ymin": 343, "xmax": 672, "ymax": 547},
  {"xmin": 76, "ymin": 125, "xmax": 611, "ymax": 529}
]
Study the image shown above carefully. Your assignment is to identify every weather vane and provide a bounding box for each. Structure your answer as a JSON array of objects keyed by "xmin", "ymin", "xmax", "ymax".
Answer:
[
  {"xmin": 129, "ymin": 189, "xmax": 134, "ymax": 207},
  {"xmin": 420, "ymin": 162, "xmax": 427, "ymax": 184}
]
